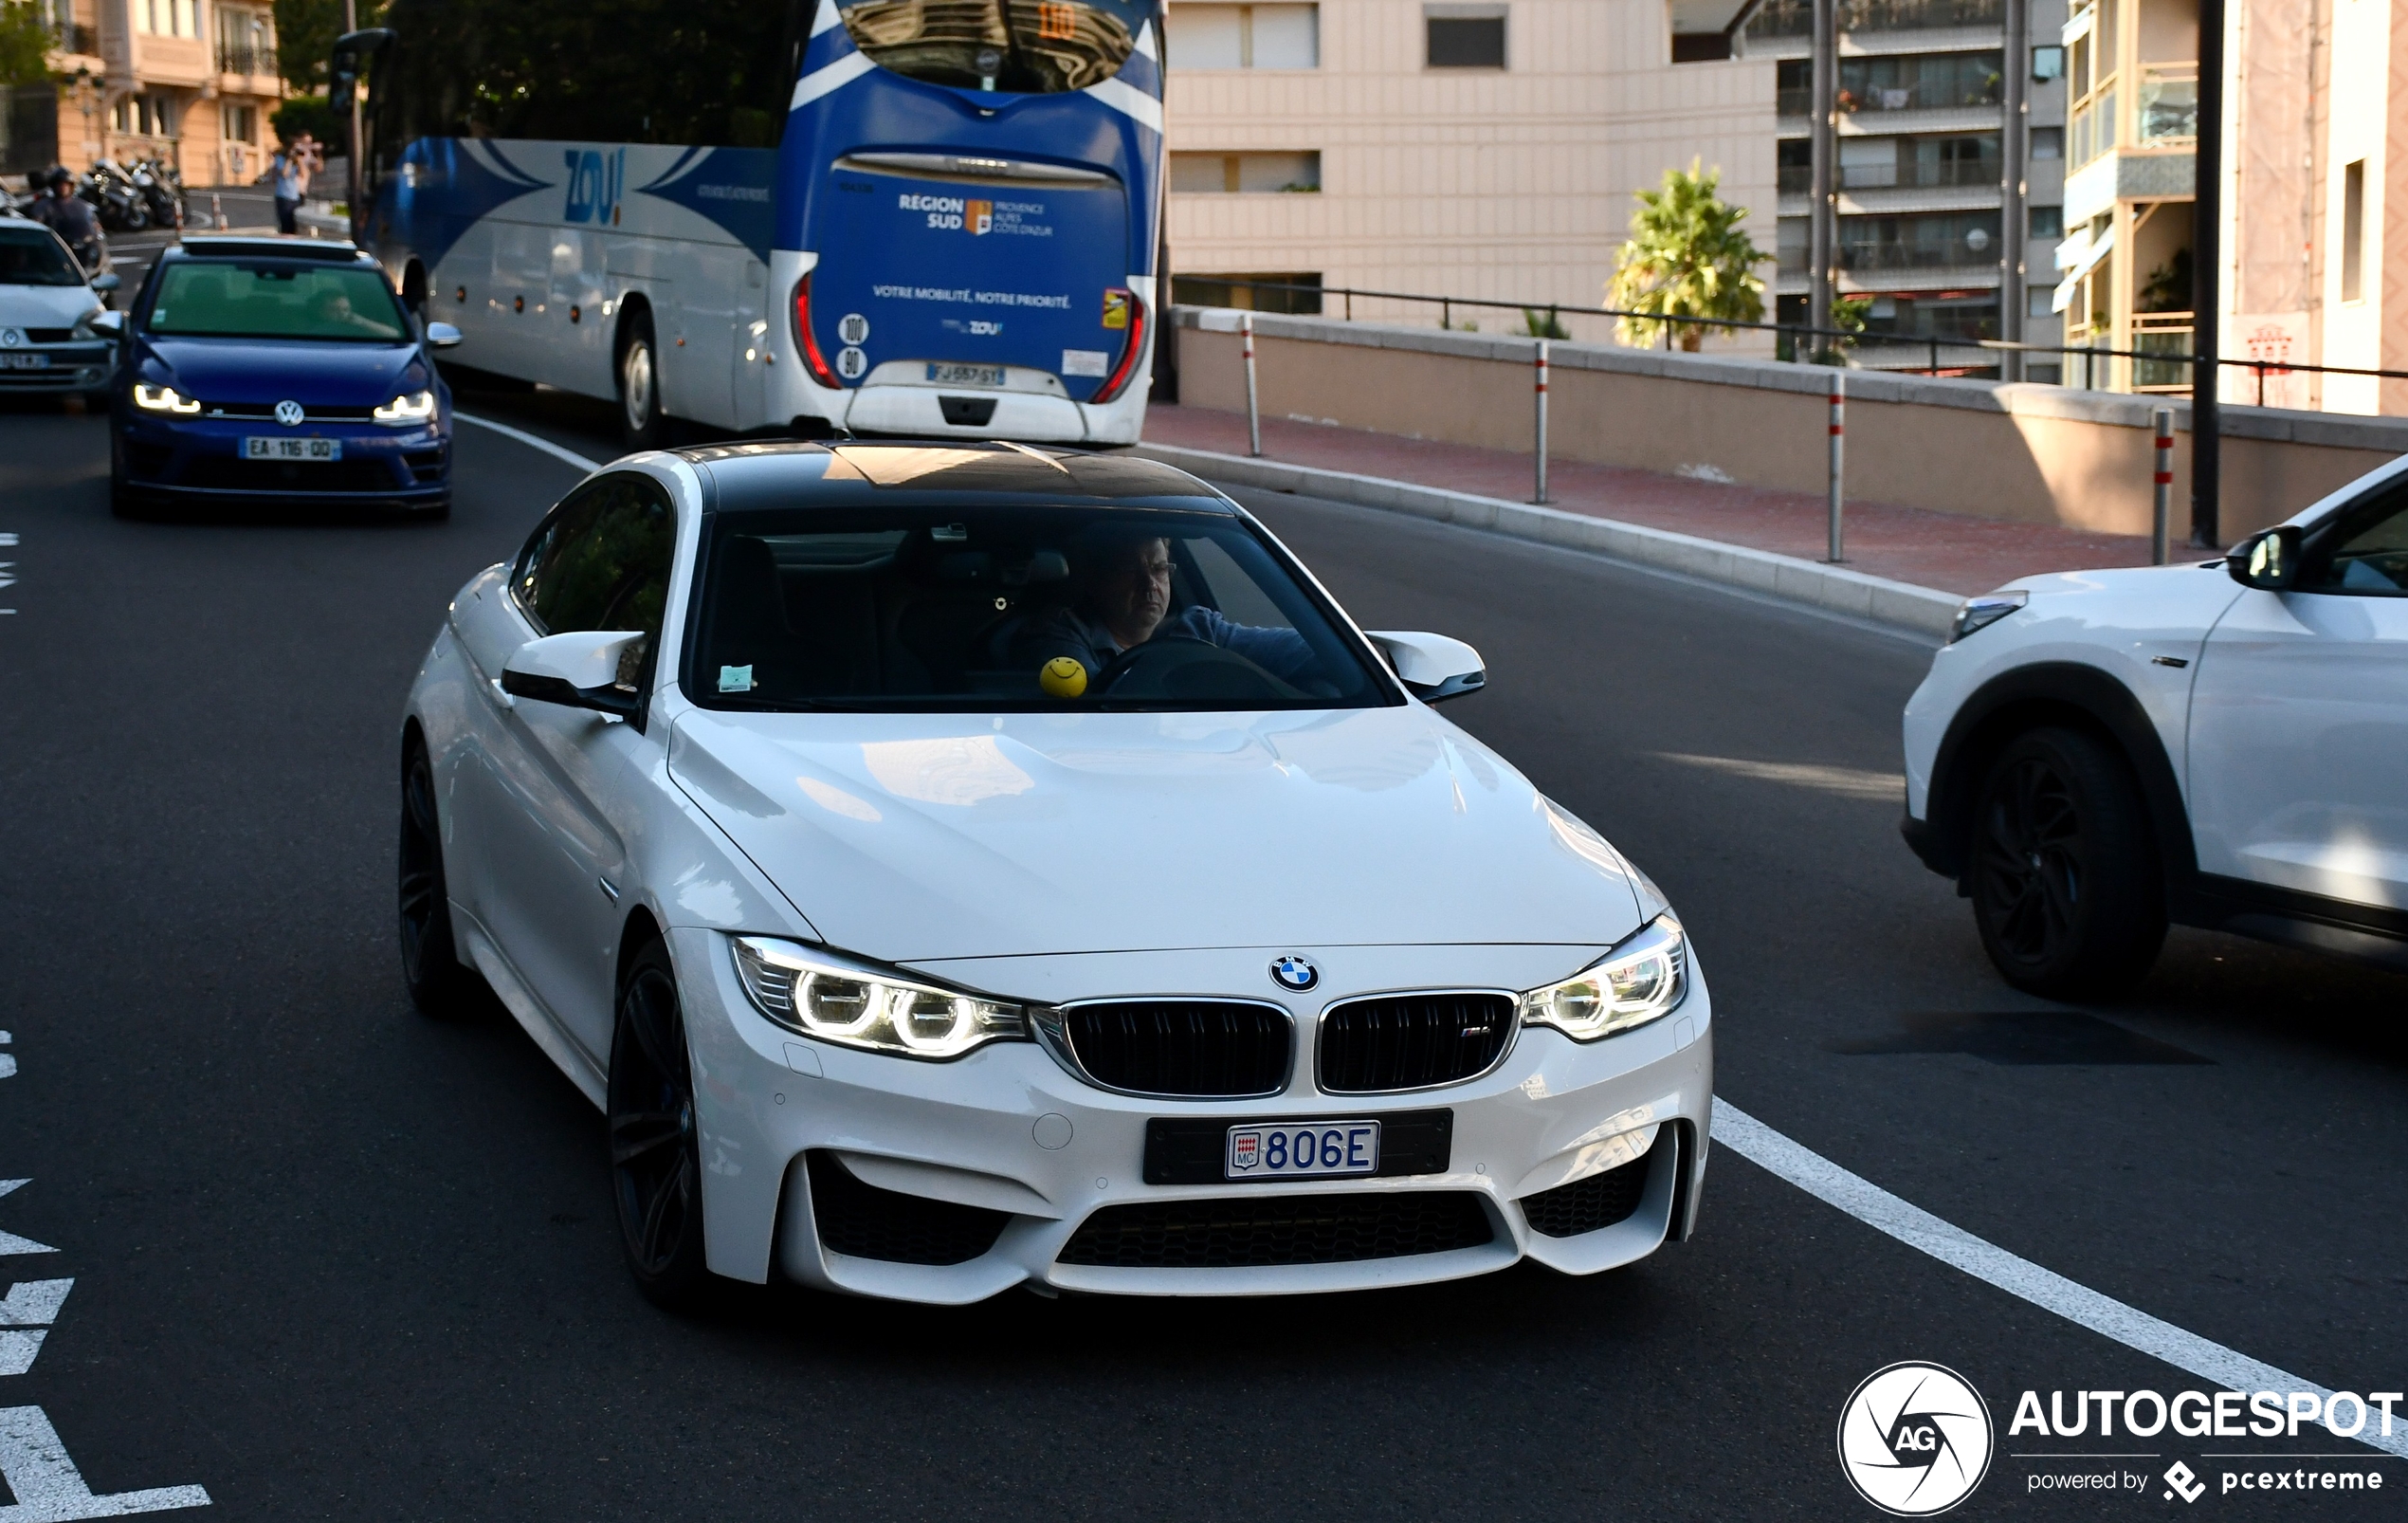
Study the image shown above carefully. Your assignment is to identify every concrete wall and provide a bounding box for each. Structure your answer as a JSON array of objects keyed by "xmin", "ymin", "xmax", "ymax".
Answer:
[{"xmin": 1167, "ymin": 307, "xmax": 2408, "ymax": 538}]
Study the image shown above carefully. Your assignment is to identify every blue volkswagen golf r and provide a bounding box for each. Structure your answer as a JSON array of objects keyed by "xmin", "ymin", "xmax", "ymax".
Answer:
[{"xmin": 110, "ymin": 237, "xmax": 461, "ymax": 519}]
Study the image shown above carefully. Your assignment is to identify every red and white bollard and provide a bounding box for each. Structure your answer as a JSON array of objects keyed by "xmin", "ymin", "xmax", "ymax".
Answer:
[
  {"xmin": 1532, "ymin": 339, "xmax": 1551, "ymax": 505},
  {"xmin": 1242, "ymin": 312, "xmax": 1261, "ymax": 458},
  {"xmin": 2151, "ymin": 406, "xmax": 2175, "ymax": 566},
  {"xmin": 1826, "ymin": 373, "xmax": 1846, "ymax": 563}
]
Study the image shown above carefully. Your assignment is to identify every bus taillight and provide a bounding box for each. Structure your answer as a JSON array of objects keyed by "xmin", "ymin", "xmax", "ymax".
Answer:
[
  {"xmin": 1090, "ymin": 289, "xmax": 1148, "ymax": 404},
  {"xmin": 792, "ymin": 274, "xmax": 840, "ymax": 390}
]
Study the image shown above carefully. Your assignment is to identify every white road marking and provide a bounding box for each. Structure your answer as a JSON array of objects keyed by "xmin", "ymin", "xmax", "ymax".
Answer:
[
  {"xmin": 0, "ymin": 1407, "xmax": 209, "ymax": 1519},
  {"xmin": 0, "ymin": 1280, "xmax": 73, "ymax": 1378},
  {"xmin": 452, "ymin": 413, "xmax": 604, "ymax": 474},
  {"xmin": 1651, "ymin": 753, "xmax": 1905, "ymax": 801},
  {"xmin": 1712, "ymin": 1102, "xmax": 2408, "ymax": 1459},
  {"xmin": 0, "ymin": 1186, "xmax": 55, "ymax": 1258}
]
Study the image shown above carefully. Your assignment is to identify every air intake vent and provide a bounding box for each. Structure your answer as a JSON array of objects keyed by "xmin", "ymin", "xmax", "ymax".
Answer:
[
  {"xmin": 1518, "ymin": 1153, "xmax": 1650, "ymax": 1239},
  {"xmin": 1057, "ymin": 1192, "xmax": 1493, "ymax": 1269},
  {"xmin": 1063, "ymin": 1000, "xmax": 1291, "ymax": 1097},
  {"xmin": 806, "ymin": 1152, "xmax": 1011, "ymax": 1265},
  {"xmin": 1318, "ymin": 993, "xmax": 1515, "ymax": 1093}
]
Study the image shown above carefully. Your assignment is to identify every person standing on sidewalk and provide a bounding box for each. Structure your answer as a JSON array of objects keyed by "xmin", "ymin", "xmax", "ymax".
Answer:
[{"xmin": 269, "ymin": 137, "xmax": 312, "ymax": 235}]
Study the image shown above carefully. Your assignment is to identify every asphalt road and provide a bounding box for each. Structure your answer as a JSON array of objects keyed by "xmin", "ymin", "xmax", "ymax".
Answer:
[{"xmin": 1, "ymin": 385, "xmax": 2402, "ymax": 1521}]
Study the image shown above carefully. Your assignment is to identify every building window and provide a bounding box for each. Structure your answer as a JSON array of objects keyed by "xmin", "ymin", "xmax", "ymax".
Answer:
[
  {"xmin": 2030, "ymin": 204, "xmax": 2063, "ymax": 239},
  {"xmin": 1170, "ymin": 272, "xmax": 1323, "ymax": 313},
  {"xmin": 139, "ymin": 0, "xmax": 197, "ymax": 36},
  {"xmin": 1170, "ymin": 150, "xmax": 1321, "ymax": 193},
  {"xmin": 2343, "ymin": 159, "xmax": 2366, "ymax": 303},
  {"xmin": 223, "ymin": 103, "xmax": 258, "ymax": 145},
  {"xmin": 113, "ymin": 94, "xmax": 178, "ymax": 136},
  {"xmin": 2030, "ymin": 126, "xmax": 2063, "ymax": 160},
  {"xmin": 2032, "ymin": 45, "xmax": 2065, "ymax": 81},
  {"xmin": 2029, "ymin": 285, "xmax": 2057, "ymax": 317},
  {"xmin": 1167, "ymin": 4, "xmax": 1318, "ymax": 68},
  {"xmin": 1426, "ymin": 5, "xmax": 1505, "ymax": 68},
  {"xmin": 1672, "ymin": 32, "xmax": 1731, "ymax": 62},
  {"xmin": 1836, "ymin": 52, "xmax": 2002, "ymax": 114}
]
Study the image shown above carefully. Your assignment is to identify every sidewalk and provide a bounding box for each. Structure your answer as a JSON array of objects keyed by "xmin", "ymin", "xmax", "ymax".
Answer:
[{"xmin": 1141, "ymin": 404, "xmax": 2163, "ymax": 598}]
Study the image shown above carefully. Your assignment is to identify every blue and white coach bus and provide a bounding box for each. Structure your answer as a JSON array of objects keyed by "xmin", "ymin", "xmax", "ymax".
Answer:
[{"xmin": 358, "ymin": 0, "xmax": 1163, "ymax": 446}]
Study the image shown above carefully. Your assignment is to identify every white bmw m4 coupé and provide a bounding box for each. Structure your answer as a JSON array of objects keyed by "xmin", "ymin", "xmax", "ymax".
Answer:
[{"xmin": 399, "ymin": 442, "xmax": 1711, "ymax": 1306}]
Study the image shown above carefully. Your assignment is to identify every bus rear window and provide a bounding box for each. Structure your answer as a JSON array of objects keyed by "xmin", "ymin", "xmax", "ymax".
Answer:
[{"xmin": 840, "ymin": 0, "xmax": 1146, "ymax": 93}]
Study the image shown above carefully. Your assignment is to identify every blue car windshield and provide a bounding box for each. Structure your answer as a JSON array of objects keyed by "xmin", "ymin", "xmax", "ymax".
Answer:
[
  {"xmin": 839, "ymin": 0, "xmax": 1153, "ymax": 93},
  {"xmin": 147, "ymin": 262, "xmax": 409, "ymax": 342},
  {"xmin": 0, "ymin": 227, "xmax": 84, "ymax": 287}
]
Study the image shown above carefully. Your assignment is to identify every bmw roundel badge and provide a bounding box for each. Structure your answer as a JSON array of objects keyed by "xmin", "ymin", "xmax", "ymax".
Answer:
[{"xmin": 1269, "ymin": 954, "xmax": 1319, "ymax": 992}]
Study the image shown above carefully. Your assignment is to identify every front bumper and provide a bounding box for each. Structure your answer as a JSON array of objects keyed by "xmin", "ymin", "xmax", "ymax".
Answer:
[
  {"xmin": 0, "ymin": 343, "xmax": 111, "ymax": 395},
  {"xmin": 116, "ymin": 412, "xmax": 451, "ymax": 505},
  {"xmin": 673, "ymin": 927, "xmax": 1714, "ymax": 1303}
]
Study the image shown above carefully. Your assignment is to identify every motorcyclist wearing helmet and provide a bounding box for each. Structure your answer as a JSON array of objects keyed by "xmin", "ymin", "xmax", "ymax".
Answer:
[{"xmin": 27, "ymin": 169, "xmax": 104, "ymax": 278}]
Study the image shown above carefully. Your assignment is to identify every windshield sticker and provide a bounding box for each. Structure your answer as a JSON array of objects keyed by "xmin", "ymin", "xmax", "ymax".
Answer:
[{"xmin": 718, "ymin": 665, "xmax": 756, "ymax": 693}]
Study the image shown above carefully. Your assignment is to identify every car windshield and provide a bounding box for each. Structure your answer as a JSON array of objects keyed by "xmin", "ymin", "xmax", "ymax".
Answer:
[
  {"xmin": 0, "ymin": 226, "xmax": 84, "ymax": 287},
  {"xmin": 838, "ymin": 0, "xmax": 1149, "ymax": 93},
  {"xmin": 146, "ymin": 261, "xmax": 409, "ymax": 342},
  {"xmin": 687, "ymin": 504, "xmax": 1392, "ymax": 712}
]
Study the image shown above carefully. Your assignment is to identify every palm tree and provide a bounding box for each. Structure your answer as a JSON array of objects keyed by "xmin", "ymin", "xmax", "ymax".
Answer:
[{"xmin": 1606, "ymin": 160, "xmax": 1771, "ymax": 352}]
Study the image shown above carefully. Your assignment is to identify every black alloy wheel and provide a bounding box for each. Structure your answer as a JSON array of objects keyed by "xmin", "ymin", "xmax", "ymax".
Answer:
[
  {"xmin": 398, "ymin": 740, "xmax": 475, "ymax": 1014},
  {"xmin": 609, "ymin": 942, "xmax": 712, "ymax": 1306},
  {"xmin": 1967, "ymin": 726, "xmax": 2166, "ymax": 1000},
  {"xmin": 616, "ymin": 308, "xmax": 666, "ymax": 450}
]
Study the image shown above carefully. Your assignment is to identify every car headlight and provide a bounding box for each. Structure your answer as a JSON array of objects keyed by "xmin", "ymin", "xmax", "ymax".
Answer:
[
  {"xmin": 132, "ymin": 383, "xmax": 199, "ymax": 414},
  {"xmin": 373, "ymin": 390, "xmax": 436, "ymax": 425},
  {"xmin": 1949, "ymin": 589, "xmax": 2028, "ymax": 642},
  {"xmin": 729, "ymin": 936, "xmax": 1027, "ymax": 1059},
  {"xmin": 1517, "ymin": 914, "xmax": 1688, "ymax": 1042}
]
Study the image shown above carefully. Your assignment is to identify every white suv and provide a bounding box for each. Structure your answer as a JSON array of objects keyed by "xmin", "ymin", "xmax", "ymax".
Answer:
[{"xmin": 1902, "ymin": 459, "xmax": 2408, "ymax": 998}]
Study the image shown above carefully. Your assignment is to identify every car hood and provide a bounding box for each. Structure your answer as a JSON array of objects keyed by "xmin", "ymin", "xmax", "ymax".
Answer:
[
  {"xmin": 666, "ymin": 705, "xmax": 1649, "ymax": 963},
  {"xmin": 0, "ymin": 284, "xmax": 100, "ymax": 327},
  {"xmin": 139, "ymin": 336, "xmax": 422, "ymax": 404}
]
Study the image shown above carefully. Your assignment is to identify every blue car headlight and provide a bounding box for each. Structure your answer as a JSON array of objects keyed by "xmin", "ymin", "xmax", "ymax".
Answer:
[
  {"xmin": 373, "ymin": 390, "xmax": 437, "ymax": 426},
  {"xmin": 132, "ymin": 383, "xmax": 200, "ymax": 414}
]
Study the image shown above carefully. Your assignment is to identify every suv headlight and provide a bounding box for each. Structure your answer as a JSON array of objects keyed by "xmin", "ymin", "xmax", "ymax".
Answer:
[
  {"xmin": 1518, "ymin": 914, "xmax": 1687, "ymax": 1042},
  {"xmin": 729, "ymin": 936, "xmax": 1026, "ymax": 1059},
  {"xmin": 1949, "ymin": 590, "xmax": 2028, "ymax": 642},
  {"xmin": 132, "ymin": 382, "xmax": 200, "ymax": 414},
  {"xmin": 373, "ymin": 390, "xmax": 436, "ymax": 425}
]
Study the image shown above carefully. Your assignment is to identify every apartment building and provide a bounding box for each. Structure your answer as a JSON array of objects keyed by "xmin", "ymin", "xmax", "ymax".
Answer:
[
  {"xmin": 9, "ymin": 0, "xmax": 286, "ymax": 187},
  {"xmin": 1751, "ymin": 0, "xmax": 2070, "ymax": 377},
  {"xmin": 1160, "ymin": 0, "xmax": 1777, "ymax": 341}
]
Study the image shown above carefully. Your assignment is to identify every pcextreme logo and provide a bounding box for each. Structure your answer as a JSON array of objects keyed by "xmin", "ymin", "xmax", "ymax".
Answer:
[{"xmin": 1838, "ymin": 1362, "xmax": 1997, "ymax": 1516}]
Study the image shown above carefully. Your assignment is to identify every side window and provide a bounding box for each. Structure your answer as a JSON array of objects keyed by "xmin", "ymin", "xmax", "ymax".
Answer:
[
  {"xmin": 514, "ymin": 474, "xmax": 678, "ymax": 660},
  {"xmin": 2301, "ymin": 486, "xmax": 2408, "ymax": 596}
]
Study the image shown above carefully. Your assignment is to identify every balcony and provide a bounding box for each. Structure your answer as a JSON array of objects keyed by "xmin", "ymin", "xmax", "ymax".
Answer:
[
  {"xmin": 2137, "ymin": 65, "xmax": 2198, "ymax": 145},
  {"xmin": 216, "ymin": 44, "xmax": 280, "ymax": 78},
  {"xmin": 1750, "ymin": 0, "xmax": 2005, "ymax": 39},
  {"xmin": 47, "ymin": 20, "xmax": 100, "ymax": 56}
]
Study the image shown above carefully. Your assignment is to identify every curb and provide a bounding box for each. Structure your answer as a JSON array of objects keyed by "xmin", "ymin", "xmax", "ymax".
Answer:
[{"xmin": 1132, "ymin": 442, "xmax": 1961, "ymax": 640}]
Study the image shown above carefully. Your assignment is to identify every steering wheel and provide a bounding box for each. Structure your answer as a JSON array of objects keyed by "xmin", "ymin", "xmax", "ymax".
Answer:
[{"xmin": 1091, "ymin": 635, "xmax": 1304, "ymax": 703}]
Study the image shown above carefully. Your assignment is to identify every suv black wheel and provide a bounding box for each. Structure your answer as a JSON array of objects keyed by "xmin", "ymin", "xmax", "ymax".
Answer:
[
  {"xmin": 399, "ymin": 739, "xmax": 476, "ymax": 1014},
  {"xmin": 616, "ymin": 308, "xmax": 666, "ymax": 450},
  {"xmin": 609, "ymin": 941, "xmax": 713, "ymax": 1307},
  {"xmin": 1968, "ymin": 726, "xmax": 2167, "ymax": 999}
]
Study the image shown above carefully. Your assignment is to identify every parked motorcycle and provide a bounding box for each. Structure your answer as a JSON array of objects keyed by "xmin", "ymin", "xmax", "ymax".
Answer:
[
  {"xmin": 131, "ymin": 157, "xmax": 185, "ymax": 229},
  {"xmin": 80, "ymin": 160, "xmax": 150, "ymax": 233}
]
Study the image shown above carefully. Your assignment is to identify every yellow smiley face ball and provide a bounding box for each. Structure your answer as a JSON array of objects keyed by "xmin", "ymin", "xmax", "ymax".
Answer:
[{"xmin": 1039, "ymin": 657, "xmax": 1088, "ymax": 698}]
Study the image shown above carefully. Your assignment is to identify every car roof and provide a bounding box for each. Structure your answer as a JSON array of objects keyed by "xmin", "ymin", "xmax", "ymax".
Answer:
[
  {"xmin": 678, "ymin": 440, "xmax": 1228, "ymax": 509},
  {"xmin": 166, "ymin": 236, "xmax": 374, "ymax": 264}
]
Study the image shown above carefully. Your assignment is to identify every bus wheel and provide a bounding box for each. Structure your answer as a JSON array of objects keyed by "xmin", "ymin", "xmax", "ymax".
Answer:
[{"xmin": 618, "ymin": 311, "xmax": 666, "ymax": 449}]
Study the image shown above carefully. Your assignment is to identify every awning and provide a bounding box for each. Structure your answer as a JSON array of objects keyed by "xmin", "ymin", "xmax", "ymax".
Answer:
[{"xmin": 2052, "ymin": 226, "xmax": 2115, "ymax": 313}]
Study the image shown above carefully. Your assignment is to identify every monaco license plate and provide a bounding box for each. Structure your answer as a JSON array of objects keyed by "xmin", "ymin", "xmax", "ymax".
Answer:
[
  {"xmin": 0, "ymin": 353, "xmax": 50, "ymax": 370},
  {"xmin": 243, "ymin": 436, "xmax": 341, "ymax": 462},
  {"xmin": 1225, "ymin": 1119, "xmax": 1381, "ymax": 1181},
  {"xmin": 926, "ymin": 362, "xmax": 1004, "ymax": 387}
]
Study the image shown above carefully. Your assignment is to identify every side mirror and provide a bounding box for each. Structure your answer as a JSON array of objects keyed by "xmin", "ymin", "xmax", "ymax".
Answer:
[
  {"xmin": 424, "ymin": 321, "xmax": 463, "ymax": 348},
  {"xmin": 502, "ymin": 631, "xmax": 648, "ymax": 719},
  {"xmin": 86, "ymin": 310, "xmax": 123, "ymax": 338},
  {"xmin": 1364, "ymin": 630, "xmax": 1486, "ymax": 703},
  {"xmin": 90, "ymin": 272, "xmax": 120, "ymax": 293},
  {"xmin": 2226, "ymin": 525, "xmax": 2302, "ymax": 591}
]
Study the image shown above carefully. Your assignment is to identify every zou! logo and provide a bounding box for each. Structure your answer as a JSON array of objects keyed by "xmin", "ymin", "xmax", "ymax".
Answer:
[
  {"xmin": 1837, "ymin": 1363, "xmax": 1995, "ymax": 1516},
  {"xmin": 564, "ymin": 147, "xmax": 626, "ymax": 226}
]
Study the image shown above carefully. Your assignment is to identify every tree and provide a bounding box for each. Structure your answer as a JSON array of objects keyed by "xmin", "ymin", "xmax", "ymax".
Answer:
[
  {"xmin": 0, "ymin": 0, "xmax": 54, "ymax": 89},
  {"xmin": 1605, "ymin": 160, "xmax": 1770, "ymax": 353},
  {"xmin": 275, "ymin": 0, "xmax": 374, "ymax": 95}
]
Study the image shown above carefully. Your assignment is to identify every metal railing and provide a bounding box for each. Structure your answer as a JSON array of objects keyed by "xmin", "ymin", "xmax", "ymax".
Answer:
[
  {"xmin": 1835, "ymin": 240, "xmax": 2003, "ymax": 269},
  {"xmin": 1177, "ymin": 277, "xmax": 2408, "ymax": 401},
  {"xmin": 49, "ymin": 19, "xmax": 99, "ymax": 54},
  {"xmin": 1749, "ymin": 0, "xmax": 2005, "ymax": 37},
  {"xmin": 215, "ymin": 44, "xmax": 279, "ymax": 77}
]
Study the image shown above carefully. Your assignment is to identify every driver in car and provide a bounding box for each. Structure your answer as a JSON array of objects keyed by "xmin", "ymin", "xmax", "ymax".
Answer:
[{"xmin": 1012, "ymin": 528, "xmax": 1321, "ymax": 687}]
